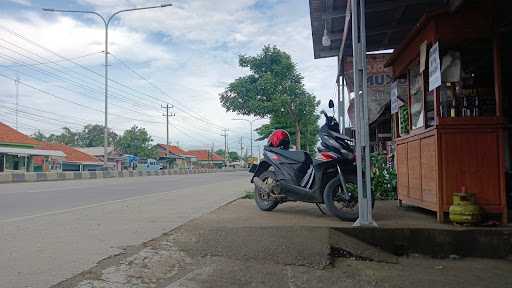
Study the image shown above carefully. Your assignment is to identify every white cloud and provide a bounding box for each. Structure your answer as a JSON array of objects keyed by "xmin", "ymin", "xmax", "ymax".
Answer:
[
  {"xmin": 0, "ymin": 12, "xmax": 172, "ymax": 65},
  {"xmin": 7, "ymin": 0, "xmax": 31, "ymax": 6},
  {"xmin": 0, "ymin": 0, "xmax": 339, "ymax": 149}
]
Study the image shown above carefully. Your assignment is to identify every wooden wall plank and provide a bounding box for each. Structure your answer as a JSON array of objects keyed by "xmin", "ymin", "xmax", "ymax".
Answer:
[
  {"xmin": 421, "ymin": 135, "xmax": 437, "ymax": 204},
  {"xmin": 407, "ymin": 141, "xmax": 422, "ymax": 200}
]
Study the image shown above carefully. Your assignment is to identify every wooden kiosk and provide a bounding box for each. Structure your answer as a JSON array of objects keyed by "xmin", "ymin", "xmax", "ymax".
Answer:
[{"xmin": 387, "ymin": 3, "xmax": 507, "ymax": 223}]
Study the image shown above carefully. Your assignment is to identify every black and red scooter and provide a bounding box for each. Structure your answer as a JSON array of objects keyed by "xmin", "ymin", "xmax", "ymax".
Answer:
[{"xmin": 250, "ymin": 100, "xmax": 370, "ymax": 221}]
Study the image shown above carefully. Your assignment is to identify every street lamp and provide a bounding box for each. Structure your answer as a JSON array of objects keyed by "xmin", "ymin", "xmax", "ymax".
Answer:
[
  {"xmin": 43, "ymin": 4, "xmax": 172, "ymax": 169},
  {"xmin": 232, "ymin": 118, "xmax": 255, "ymax": 160}
]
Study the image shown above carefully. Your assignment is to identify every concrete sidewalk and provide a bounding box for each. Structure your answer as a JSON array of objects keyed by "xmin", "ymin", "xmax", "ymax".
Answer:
[{"xmin": 53, "ymin": 200, "xmax": 512, "ymax": 288}]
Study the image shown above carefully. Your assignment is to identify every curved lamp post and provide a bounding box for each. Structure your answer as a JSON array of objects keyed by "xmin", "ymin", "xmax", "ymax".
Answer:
[{"xmin": 43, "ymin": 4, "xmax": 172, "ymax": 168}]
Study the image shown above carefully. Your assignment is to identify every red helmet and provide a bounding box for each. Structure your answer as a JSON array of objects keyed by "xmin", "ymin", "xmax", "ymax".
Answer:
[{"xmin": 268, "ymin": 129, "xmax": 290, "ymax": 150}]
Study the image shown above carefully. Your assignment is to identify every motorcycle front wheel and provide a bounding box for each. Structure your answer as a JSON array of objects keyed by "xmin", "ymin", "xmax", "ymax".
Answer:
[
  {"xmin": 323, "ymin": 176, "xmax": 375, "ymax": 221},
  {"xmin": 254, "ymin": 170, "xmax": 280, "ymax": 211}
]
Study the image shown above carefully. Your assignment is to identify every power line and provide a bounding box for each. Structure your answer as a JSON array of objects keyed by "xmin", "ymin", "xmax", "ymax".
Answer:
[
  {"xmin": 0, "ymin": 50, "xmax": 102, "ymax": 67},
  {"xmin": 0, "ymin": 46, "xmax": 159, "ymax": 116},
  {"xmin": 0, "ymin": 26, "xmax": 227, "ymax": 140},
  {"xmin": 1, "ymin": 99, "xmax": 97, "ymax": 124},
  {"xmin": 1, "ymin": 105, "xmax": 85, "ymax": 127},
  {"xmin": 0, "ymin": 72, "xmax": 161, "ymax": 124},
  {"xmin": 0, "ymin": 33, "xmax": 167, "ymax": 114},
  {"xmin": 110, "ymin": 53, "xmax": 226, "ymax": 131},
  {"xmin": 0, "ymin": 26, "xmax": 227, "ymax": 134}
]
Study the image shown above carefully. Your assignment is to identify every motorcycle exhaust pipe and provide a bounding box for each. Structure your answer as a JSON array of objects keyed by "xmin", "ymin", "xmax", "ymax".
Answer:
[{"xmin": 253, "ymin": 177, "xmax": 271, "ymax": 194}]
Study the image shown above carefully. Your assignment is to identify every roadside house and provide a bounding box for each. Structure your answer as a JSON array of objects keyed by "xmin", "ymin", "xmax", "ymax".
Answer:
[
  {"xmin": 75, "ymin": 146, "xmax": 123, "ymax": 171},
  {"xmin": 156, "ymin": 144, "xmax": 196, "ymax": 169},
  {"xmin": 38, "ymin": 143, "xmax": 103, "ymax": 171},
  {"xmin": 186, "ymin": 150, "xmax": 224, "ymax": 169},
  {"xmin": 0, "ymin": 122, "xmax": 64, "ymax": 173}
]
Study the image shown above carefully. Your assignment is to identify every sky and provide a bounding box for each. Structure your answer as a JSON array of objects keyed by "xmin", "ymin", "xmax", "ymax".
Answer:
[{"xmin": 0, "ymin": 0, "xmax": 339, "ymax": 153}]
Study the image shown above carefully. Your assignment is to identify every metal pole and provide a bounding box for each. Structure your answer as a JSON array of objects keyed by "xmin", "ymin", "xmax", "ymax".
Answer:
[
  {"xmin": 14, "ymin": 74, "xmax": 19, "ymax": 130},
  {"xmin": 352, "ymin": 0, "xmax": 376, "ymax": 227},
  {"xmin": 232, "ymin": 118, "xmax": 253, "ymax": 159},
  {"xmin": 360, "ymin": 0, "xmax": 374, "ymax": 226},
  {"xmin": 337, "ymin": 76, "xmax": 341, "ymax": 126},
  {"xmin": 250, "ymin": 120, "xmax": 253, "ymax": 159},
  {"xmin": 240, "ymin": 136, "xmax": 243, "ymax": 163},
  {"xmin": 166, "ymin": 105, "xmax": 169, "ymax": 146},
  {"xmin": 104, "ymin": 21, "xmax": 109, "ymax": 169},
  {"xmin": 341, "ymin": 71, "xmax": 346, "ymax": 134}
]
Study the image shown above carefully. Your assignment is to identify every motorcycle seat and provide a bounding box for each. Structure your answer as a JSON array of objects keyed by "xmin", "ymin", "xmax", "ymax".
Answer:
[{"xmin": 265, "ymin": 147, "xmax": 307, "ymax": 163}]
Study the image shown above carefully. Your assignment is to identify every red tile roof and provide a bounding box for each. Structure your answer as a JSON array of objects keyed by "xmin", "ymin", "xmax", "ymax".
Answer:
[
  {"xmin": 187, "ymin": 150, "xmax": 224, "ymax": 161},
  {"xmin": 0, "ymin": 122, "xmax": 41, "ymax": 146},
  {"xmin": 158, "ymin": 144, "xmax": 189, "ymax": 156},
  {"xmin": 37, "ymin": 143, "xmax": 101, "ymax": 164}
]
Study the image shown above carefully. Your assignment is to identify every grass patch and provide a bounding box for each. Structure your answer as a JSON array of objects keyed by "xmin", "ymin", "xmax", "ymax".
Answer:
[{"xmin": 243, "ymin": 189, "xmax": 255, "ymax": 199}]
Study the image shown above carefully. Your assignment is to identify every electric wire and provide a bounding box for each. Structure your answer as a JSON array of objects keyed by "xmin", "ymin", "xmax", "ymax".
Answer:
[{"xmin": 0, "ymin": 26, "xmax": 226, "ymax": 143}]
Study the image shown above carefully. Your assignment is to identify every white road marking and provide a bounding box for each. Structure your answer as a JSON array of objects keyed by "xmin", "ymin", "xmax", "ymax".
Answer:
[{"xmin": 0, "ymin": 189, "xmax": 178, "ymax": 223}]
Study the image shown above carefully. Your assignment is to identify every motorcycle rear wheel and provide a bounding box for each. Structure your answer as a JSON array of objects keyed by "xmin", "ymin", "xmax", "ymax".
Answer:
[
  {"xmin": 323, "ymin": 176, "xmax": 375, "ymax": 221},
  {"xmin": 254, "ymin": 170, "xmax": 280, "ymax": 211}
]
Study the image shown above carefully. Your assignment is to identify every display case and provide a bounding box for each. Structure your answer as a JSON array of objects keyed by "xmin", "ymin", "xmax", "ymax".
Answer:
[{"xmin": 387, "ymin": 3, "xmax": 507, "ymax": 223}]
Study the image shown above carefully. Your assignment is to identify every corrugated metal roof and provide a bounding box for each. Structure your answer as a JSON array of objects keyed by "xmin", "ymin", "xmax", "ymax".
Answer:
[{"xmin": 309, "ymin": 0, "xmax": 445, "ymax": 59}]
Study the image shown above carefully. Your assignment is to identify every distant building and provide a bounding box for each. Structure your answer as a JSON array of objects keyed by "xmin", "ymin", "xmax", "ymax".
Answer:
[
  {"xmin": 186, "ymin": 150, "xmax": 224, "ymax": 168},
  {"xmin": 38, "ymin": 143, "xmax": 102, "ymax": 171},
  {"xmin": 156, "ymin": 144, "xmax": 196, "ymax": 169},
  {"xmin": 75, "ymin": 147, "xmax": 122, "ymax": 171}
]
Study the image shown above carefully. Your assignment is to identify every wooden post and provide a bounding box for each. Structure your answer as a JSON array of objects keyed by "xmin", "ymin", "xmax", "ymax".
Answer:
[{"xmin": 493, "ymin": 34, "xmax": 502, "ymax": 117}]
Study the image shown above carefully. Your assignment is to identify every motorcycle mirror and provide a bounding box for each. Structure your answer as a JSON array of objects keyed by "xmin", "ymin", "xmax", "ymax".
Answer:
[{"xmin": 328, "ymin": 99, "xmax": 334, "ymax": 109}]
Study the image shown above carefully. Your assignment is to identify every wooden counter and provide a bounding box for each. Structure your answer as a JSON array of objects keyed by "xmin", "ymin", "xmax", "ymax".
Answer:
[{"xmin": 396, "ymin": 117, "xmax": 507, "ymax": 222}]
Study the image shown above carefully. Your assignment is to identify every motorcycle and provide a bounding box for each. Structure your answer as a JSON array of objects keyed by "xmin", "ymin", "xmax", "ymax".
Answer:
[{"xmin": 250, "ymin": 100, "xmax": 372, "ymax": 221}]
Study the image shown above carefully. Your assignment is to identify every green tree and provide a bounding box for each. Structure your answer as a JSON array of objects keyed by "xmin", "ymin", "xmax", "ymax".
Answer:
[
  {"xmin": 31, "ymin": 130, "xmax": 47, "ymax": 142},
  {"xmin": 215, "ymin": 149, "xmax": 226, "ymax": 158},
  {"xmin": 46, "ymin": 127, "xmax": 78, "ymax": 146},
  {"xmin": 228, "ymin": 151, "xmax": 240, "ymax": 161},
  {"xmin": 115, "ymin": 125, "xmax": 158, "ymax": 158},
  {"xmin": 77, "ymin": 124, "xmax": 118, "ymax": 147},
  {"xmin": 220, "ymin": 46, "xmax": 319, "ymax": 150},
  {"xmin": 216, "ymin": 149, "xmax": 241, "ymax": 161},
  {"xmin": 255, "ymin": 102, "xmax": 319, "ymax": 154}
]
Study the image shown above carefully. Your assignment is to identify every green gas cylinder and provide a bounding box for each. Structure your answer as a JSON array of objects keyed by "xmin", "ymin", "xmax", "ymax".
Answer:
[{"xmin": 449, "ymin": 187, "xmax": 482, "ymax": 224}]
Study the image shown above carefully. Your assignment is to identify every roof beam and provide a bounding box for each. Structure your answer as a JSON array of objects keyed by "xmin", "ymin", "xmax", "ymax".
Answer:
[
  {"xmin": 448, "ymin": 0, "xmax": 465, "ymax": 11},
  {"xmin": 382, "ymin": 5, "xmax": 407, "ymax": 47},
  {"xmin": 337, "ymin": 0, "xmax": 352, "ymax": 76},
  {"xmin": 365, "ymin": 0, "xmax": 440, "ymax": 13},
  {"xmin": 328, "ymin": 24, "xmax": 410, "ymax": 41},
  {"xmin": 325, "ymin": 0, "xmax": 334, "ymax": 49}
]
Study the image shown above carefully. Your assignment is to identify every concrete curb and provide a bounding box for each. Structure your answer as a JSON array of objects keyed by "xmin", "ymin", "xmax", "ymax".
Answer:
[{"xmin": 0, "ymin": 168, "xmax": 247, "ymax": 184}]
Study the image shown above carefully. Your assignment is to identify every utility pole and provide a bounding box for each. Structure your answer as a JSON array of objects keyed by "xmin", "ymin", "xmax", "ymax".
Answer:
[
  {"xmin": 210, "ymin": 143, "xmax": 214, "ymax": 168},
  {"xmin": 220, "ymin": 129, "xmax": 229, "ymax": 167},
  {"xmin": 232, "ymin": 118, "xmax": 254, "ymax": 159},
  {"xmin": 161, "ymin": 104, "xmax": 175, "ymax": 146},
  {"xmin": 43, "ymin": 3, "xmax": 173, "ymax": 169},
  {"xmin": 239, "ymin": 136, "xmax": 244, "ymax": 165},
  {"xmin": 14, "ymin": 74, "xmax": 19, "ymax": 130}
]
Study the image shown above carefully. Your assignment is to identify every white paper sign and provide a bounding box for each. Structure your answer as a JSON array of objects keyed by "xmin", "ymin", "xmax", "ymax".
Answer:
[
  {"xmin": 390, "ymin": 80, "xmax": 399, "ymax": 113},
  {"xmin": 420, "ymin": 41, "xmax": 427, "ymax": 72},
  {"xmin": 429, "ymin": 42, "xmax": 441, "ymax": 91}
]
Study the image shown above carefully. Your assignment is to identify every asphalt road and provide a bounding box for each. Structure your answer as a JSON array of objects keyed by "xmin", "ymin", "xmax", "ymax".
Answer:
[{"xmin": 0, "ymin": 171, "xmax": 251, "ymax": 288}]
